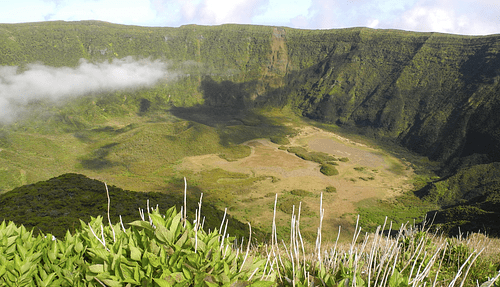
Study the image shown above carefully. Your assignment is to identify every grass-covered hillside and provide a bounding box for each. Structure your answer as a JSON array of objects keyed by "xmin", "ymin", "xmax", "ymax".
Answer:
[
  {"xmin": 419, "ymin": 162, "xmax": 500, "ymax": 236},
  {"xmin": 0, "ymin": 173, "xmax": 264, "ymax": 240},
  {"xmin": 1, "ymin": 21, "xmax": 500, "ymax": 236}
]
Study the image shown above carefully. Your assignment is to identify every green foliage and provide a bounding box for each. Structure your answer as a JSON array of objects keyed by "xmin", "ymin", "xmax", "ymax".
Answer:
[
  {"xmin": 0, "ymin": 207, "xmax": 274, "ymax": 286},
  {"xmin": 320, "ymin": 164, "xmax": 339, "ymax": 176}
]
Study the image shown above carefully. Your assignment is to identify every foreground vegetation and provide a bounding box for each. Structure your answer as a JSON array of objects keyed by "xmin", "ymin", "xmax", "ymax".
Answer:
[{"xmin": 1, "ymin": 187, "xmax": 499, "ymax": 286}]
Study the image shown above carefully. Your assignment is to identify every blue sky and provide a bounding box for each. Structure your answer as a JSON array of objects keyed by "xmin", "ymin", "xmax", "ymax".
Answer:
[{"xmin": 1, "ymin": 0, "xmax": 499, "ymax": 35}]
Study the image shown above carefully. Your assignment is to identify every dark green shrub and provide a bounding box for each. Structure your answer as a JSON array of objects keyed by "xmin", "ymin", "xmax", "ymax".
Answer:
[
  {"xmin": 308, "ymin": 152, "xmax": 336, "ymax": 164},
  {"xmin": 287, "ymin": 146, "xmax": 335, "ymax": 164},
  {"xmin": 287, "ymin": 146, "xmax": 310, "ymax": 160},
  {"xmin": 320, "ymin": 164, "xmax": 339, "ymax": 176}
]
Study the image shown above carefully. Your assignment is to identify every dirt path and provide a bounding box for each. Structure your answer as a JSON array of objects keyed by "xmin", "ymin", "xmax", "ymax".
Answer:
[{"xmin": 179, "ymin": 126, "xmax": 413, "ymax": 239}]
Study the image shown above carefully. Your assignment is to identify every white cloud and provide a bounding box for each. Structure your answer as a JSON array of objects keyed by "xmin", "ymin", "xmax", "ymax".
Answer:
[
  {"xmin": 149, "ymin": 0, "xmax": 269, "ymax": 26},
  {"xmin": 200, "ymin": 0, "xmax": 249, "ymax": 23},
  {"xmin": 0, "ymin": 1, "xmax": 55, "ymax": 23},
  {"xmin": 367, "ymin": 19, "xmax": 380, "ymax": 29},
  {"xmin": 306, "ymin": 0, "xmax": 339, "ymax": 29},
  {"xmin": 45, "ymin": 0, "xmax": 157, "ymax": 25},
  {"xmin": 401, "ymin": 6, "xmax": 456, "ymax": 33},
  {"xmin": 393, "ymin": 0, "xmax": 500, "ymax": 35},
  {"xmin": 0, "ymin": 57, "xmax": 171, "ymax": 122},
  {"xmin": 252, "ymin": 0, "xmax": 311, "ymax": 26},
  {"xmin": 286, "ymin": 0, "xmax": 411, "ymax": 30}
]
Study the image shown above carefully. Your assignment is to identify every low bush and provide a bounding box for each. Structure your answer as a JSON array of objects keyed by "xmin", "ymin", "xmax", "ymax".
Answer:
[
  {"xmin": 287, "ymin": 146, "xmax": 336, "ymax": 164},
  {"xmin": 320, "ymin": 163, "xmax": 339, "ymax": 176}
]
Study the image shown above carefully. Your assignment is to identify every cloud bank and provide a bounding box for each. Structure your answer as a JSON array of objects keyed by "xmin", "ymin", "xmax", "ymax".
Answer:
[{"xmin": 0, "ymin": 57, "xmax": 170, "ymax": 122}]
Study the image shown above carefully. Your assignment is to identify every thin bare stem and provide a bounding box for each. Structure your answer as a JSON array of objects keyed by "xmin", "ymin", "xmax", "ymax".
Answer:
[
  {"xmin": 119, "ymin": 215, "xmax": 126, "ymax": 233},
  {"xmin": 104, "ymin": 183, "xmax": 115, "ymax": 242},
  {"xmin": 183, "ymin": 177, "xmax": 187, "ymax": 227},
  {"xmin": 458, "ymin": 248, "xmax": 485, "ymax": 287},
  {"xmin": 219, "ymin": 208, "xmax": 227, "ymax": 236},
  {"xmin": 88, "ymin": 223, "xmax": 109, "ymax": 252},
  {"xmin": 94, "ymin": 277, "xmax": 107, "ymax": 287},
  {"xmin": 240, "ymin": 222, "xmax": 252, "ymax": 273}
]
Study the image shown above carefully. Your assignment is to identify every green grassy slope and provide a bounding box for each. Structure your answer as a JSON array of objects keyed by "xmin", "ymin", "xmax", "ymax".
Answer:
[
  {"xmin": 0, "ymin": 173, "xmax": 265, "ymax": 240},
  {"xmin": 420, "ymin": 162, "xmax": 500, "ymax": 236}
]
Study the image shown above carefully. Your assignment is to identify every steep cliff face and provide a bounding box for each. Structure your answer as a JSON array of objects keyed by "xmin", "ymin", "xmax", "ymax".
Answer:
[{"xmin": 282, "ymin": 30, "xmax": 500, "ymax": 165}]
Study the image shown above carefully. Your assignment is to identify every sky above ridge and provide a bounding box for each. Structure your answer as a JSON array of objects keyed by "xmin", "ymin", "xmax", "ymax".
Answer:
[{"xmin": 1, "ymin": 0, "xmax": 499, "ymax": 36}]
